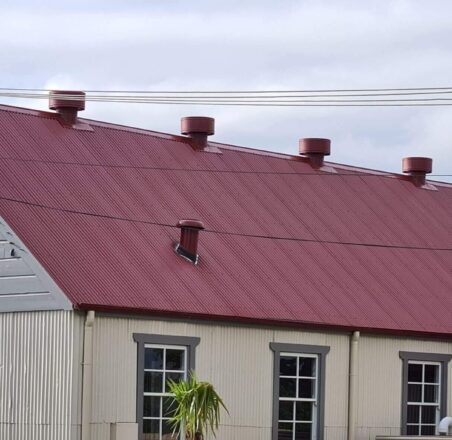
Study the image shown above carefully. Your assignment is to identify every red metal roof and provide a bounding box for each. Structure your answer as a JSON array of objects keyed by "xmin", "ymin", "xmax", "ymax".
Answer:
[{"xmin": 0, "ymin": 104, "xmax": 451, "ymax": 336}]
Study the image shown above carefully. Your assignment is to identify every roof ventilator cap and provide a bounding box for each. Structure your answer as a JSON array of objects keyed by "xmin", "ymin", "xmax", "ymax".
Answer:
[
  {"xmin": 299, "ymin": 138, "xmax": 331, "ymax": 168},
  {"xmin": 176, "ymin": 220, "xmax": 205, "ymax": 264},
  {"xmin": 402, "ymin": 157, "xmax": 432, "ymax": 187},
  {"xmin": 49, "ymin": 90, "xmax": 86, "ymax": 125},
  {"xmin": 181, "ymin": 117, "xmax": 215, "ymax": 151}
]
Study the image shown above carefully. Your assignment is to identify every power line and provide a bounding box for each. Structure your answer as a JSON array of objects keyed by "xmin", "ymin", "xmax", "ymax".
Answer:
[
  {"xmin": 0, "ymin": 195, "xmax": 451, "ymax": 252},
  {"xmin": 5, "ymin": 90, "xmax": 452, "ymax": 98},
  {"xmin": 4, "ymin": 95, "xmax": 452, "ymax": 107},
  {"xmin": 2, "ymin": 86, "xmax": 452, "ymax": 93},
  {"xmin": 5, "ymin": 90, "xmax": 452, "ymax": 107},
  {"xmin": 0, "ymin": 156, "xmax": 450, "ymax": 178}
]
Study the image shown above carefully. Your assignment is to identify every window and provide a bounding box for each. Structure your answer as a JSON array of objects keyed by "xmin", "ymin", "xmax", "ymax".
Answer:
[
  {"xmin": 270, "ymin": 343, "xmax": 330, "ymax": 440},
  {"xmin": 134, "ymin": 334, "xmax": 200, "ymax": 440},
  {"xmin": 400, "ymin": 352, "xmax": 452, "ymax": 436}
]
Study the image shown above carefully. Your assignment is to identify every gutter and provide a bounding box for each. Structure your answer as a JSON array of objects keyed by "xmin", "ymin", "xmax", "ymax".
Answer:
[
  {"xmin": 348, "ymin": 331, "xmax": 360, "ymax": 440},
  {"xmin": 82, "ymin": 311, "xmax": 95, "ymax": 440}
]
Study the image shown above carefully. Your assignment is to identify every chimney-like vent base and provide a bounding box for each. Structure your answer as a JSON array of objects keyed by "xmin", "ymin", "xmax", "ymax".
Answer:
[
  {"xmin": 402, "ymin": 157, "xmax": 433, "ymax": 187},
  {"xmin": 299, "ymin": 138, "xmax": 331, "ymax": 169},
  {"xmin": 181, "ymin": 117, "xmax": 215, "ymax": 151},
  {"xmin": 49, "ymin": 90, "xmax": 86, "ymax": 126},
  {"xmin": 176, "ymin": 219, "xmax": 205, "ymax": 264}
]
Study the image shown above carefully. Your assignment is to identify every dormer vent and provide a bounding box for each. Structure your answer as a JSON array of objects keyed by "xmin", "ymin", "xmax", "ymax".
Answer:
[
  {"xmin": 49, "ymin": 90, "xmax": 86, "ymax": 125},
  {"xmin": 402, "ymin": 157, "xmax": 432, "ymax": 187},
  {"xmin": 176, "ymin": 219, "xmax": 205, "ymax": 264},
  {"xmin": 181, "ymin": 117, "xmax": 215, "ymax": 151},
  {"xmin": 299, "ymin": 138, "xmax": 331, "ymax": 168}
]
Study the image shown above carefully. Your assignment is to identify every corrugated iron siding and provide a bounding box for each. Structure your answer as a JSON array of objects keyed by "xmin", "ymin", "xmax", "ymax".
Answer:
[
  {"xmin": 90, "ymin": 315, "xmax": 350, "ymax": 440},
  {"xmin": 356, "ymin": 334, "xmax": 452, "ymax": 440},
  {"xmin": 0, "ymin": 310, "xmax": 78, "ymax": 440}
]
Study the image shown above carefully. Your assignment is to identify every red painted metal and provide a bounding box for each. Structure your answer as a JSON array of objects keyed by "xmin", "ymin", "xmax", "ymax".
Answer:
[
  {"xmin": 299, "ymin": 138, "xmax": 331, "ymax": 168},
  {"xmin": 181, "ymin": 116, "xmax": 215, "ymax": 150},
  {"xmin": 0, "ymin": 104, "xmax": 451, "ymax": 336},
  {"xmin": 402, "ymin": 157, "xmax": 433, "ymax": 174},
  {"xmin": 49, "ymin": 90, "xmax": 85, "ymax": 125},
  {"xmin": 402, "ymin": 157, "xmax": 433, "ymax": 186},
  {"xmin": 177, "ymin": 219, "xmax": 205, "ymax": 261}
]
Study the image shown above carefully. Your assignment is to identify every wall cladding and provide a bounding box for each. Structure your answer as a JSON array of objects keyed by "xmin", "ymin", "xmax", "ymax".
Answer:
[
  {"xmin": 0, "ymin": 311, "xmax": 76, "ymax": 440},
  {"xmin": 90, "ymin": 316, "xmax": 350, "ymax": 440},
  {"xmin": 356, "ymin": 334, "xmax": 452, "ymax": 440}
]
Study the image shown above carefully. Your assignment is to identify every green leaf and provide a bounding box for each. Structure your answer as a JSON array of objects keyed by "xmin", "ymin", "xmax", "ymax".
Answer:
[{"xmin": 167, "ymin": 372, "xmax": 228, "ymax": 439}]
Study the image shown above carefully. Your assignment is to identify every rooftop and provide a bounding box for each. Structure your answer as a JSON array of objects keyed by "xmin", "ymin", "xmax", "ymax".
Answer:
[{"xmin": 0, "ymin": 98, "xmax": 451, "ymax": 337}]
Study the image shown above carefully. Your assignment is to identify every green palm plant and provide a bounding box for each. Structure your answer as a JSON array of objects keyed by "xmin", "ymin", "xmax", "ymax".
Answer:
[{"xmin": 167, "ymin": 373, "xmax": 228, "ymax": 440}]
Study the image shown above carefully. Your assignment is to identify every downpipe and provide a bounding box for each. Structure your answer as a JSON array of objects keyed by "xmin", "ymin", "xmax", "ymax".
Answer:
[
  {"xmin": 82, "ymin": 311, "xmax": 95, "ymax": 440},
  {"xmin": 439, "ymin": 416, "xmax": 452, "ymax": 435},
  {"xmin": 348, "ymin": 331, "xmax": 360, "ymax": 440}
]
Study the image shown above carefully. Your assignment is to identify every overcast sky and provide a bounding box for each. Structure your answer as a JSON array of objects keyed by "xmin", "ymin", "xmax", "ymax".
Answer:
[{"xmin": 1, "ymin": 0, "xmax": 451, "ymax": 181}]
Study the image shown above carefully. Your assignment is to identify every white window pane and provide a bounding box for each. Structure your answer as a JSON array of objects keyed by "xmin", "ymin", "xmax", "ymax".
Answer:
[
  {"xmin": 279, "ymin": 401, "xmax": 294, "ymax": 421},
  {"xmin": 144, "ymin": 396, "xmax": 161, "ymax": 418},
  {"xmin": 407, "ymin": 405, "xmax": 419, "ymax": 423},
  {"xmin": 421, "ymin": 406, "xmax": 436, "ymax": 424},
  {"xmin": 424, "ymin": 385, "xmax": 438, "ymax": 403},
  {"xmin": 299, "ymin": 358, "xmax": 316, "ymax": 377},
  {"xmin": 145, "ymin": 372, "xmax": 164, "ymax": 393},
  {"xmin": 280, "ymin": 378, "xmax": 297, "ymax": 397},
  {"xmin": 165, "ymin": 349, "xmax": 184, "ymax": 371},
  {"xmin": 296, "ymin": 402, "xmax": 312, "ymax": 421},
  {"xmin": 145, "ymin": 348, "xmax": 164, "ymax": 370},
  {"xmin": 162, "ymin": 396, "xmax": 177, "ymax": 419},
  {"xmin": 143, "ymin": 419, "xmax": 160, "ymax": 438},
  {"xmin": 162, "ymin": 419, "xmax": 176, "ymax": 439},
  {"xmin": 408, "ymin": 384, "xmax": 422, "ymax": 402},
  {"xmin": 407, "ymin": 425, "xmax": 420, "ymax": 435},
  {"xmin": 295, "ymin": 422, "xmax": 311, "ymax": 440},
  {"xmin": 165, "ymin": 372, "xmax": 184, "ymax": 392},
  {"xmin": 298, "ymin": 379, "xmax": 315, "ymax": 399},
  {"xmin": 280, "ymin": 356, "xmax": 297, "ymax": 376},
  {"xmin": 278, "ymin": 422, "xmax": 293, "ymax": 440},
  {"xmin": 408, "ymin": 364, "xmax": 422, "ymax": 382},
  {"xmin": 421, "ymin": 425, "xmax": 436, "ymax": 435},
  {"xmin": 424, "ymin": 364, "xmax": 439, "ymax": 383}
]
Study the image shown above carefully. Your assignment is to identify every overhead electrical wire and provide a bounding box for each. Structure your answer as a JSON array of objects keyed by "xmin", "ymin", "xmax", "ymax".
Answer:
[
  {"xmin": 0, "ymin": 195, "xmax": 450, "ymax": 252},
  {"xmin": 0, "ymin": 156, "xmax": 450, "ymax": 177},
  {"xmin": 4, "ymin": 90, "xmax": 452, "ymax": 98},
  {"xmin": 2, "ymin": 86, "xmax": 452, "ymax": 93},
  {"xmin": 3, "ymin": 88, "xmax": 452, "ymax": 106}
]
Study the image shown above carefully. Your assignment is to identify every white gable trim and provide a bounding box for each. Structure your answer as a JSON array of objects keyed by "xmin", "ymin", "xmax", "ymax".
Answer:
[{"xmin": 0, "ymin": 216, "xmax": 72, "ymax": 312}]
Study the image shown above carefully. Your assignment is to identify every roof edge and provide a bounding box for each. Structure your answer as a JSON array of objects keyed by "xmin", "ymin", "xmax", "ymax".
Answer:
[{"xmin": 74, "ymin": 303, "xmax": 452, "ymax": 340}]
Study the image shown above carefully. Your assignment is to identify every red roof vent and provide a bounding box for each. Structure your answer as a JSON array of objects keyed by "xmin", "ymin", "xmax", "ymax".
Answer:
[
  {"xmin": 176, "ymin": 219, "xmax": 205, "ymax": 264},
  {"xmin": 49, "ymin": 90, "xmax": 85, "ymax": 125},
  {"xmin": 299, "ymin": 138, "xmax": 331, "ymax": 168},
  {"xmin": 181, "ymin": 117, "xmax": 215, "ymax": 151},
  {"xmin": 402, "ymin": 157, "xmax": 432, "ymax": 187}
]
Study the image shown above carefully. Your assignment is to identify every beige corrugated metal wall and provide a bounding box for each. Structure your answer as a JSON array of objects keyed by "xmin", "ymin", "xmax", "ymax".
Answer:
[
  {"xmin": 89, "ymin": 316, "xmax": 350, "ymax": 440},
  {"xmin": 356, "ymin": 334, "xmax": 452, "ymax": 440},
  {"xmin": 0, "ymin": 310, "xmax": 80, "ymax": 440},
  {"xmin": 2, "ymin": 312, "xmax": 451, "ymax": 440}
]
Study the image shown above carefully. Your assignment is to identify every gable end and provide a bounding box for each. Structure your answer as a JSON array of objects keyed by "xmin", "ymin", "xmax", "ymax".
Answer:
[{"xmin": 0, "ymin": 216, "xmax": 72, "ymax": 312}]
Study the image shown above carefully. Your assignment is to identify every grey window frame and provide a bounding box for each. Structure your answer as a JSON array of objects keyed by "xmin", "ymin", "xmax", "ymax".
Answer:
[
  {"xmin": 399, "ymin": 351, "xmax": 452, "ymax": 435},
  {"xmin": 270, "ymin": 342, "xmax": 330, "ymax": 440},
  {"xmin": 133, "ymin": 333, "xmax": 200, "ymax": 440}
]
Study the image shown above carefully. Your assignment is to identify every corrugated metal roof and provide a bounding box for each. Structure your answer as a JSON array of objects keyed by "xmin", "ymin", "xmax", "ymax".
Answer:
[{"xmin": 0, "ymin": 104, "xmax": 451, "ymax": 336}]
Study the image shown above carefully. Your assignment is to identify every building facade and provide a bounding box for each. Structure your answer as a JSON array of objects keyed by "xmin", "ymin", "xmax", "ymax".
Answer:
[{"xmin": 0, "ymin": 93, "xmax": 451, "ymax": 440}]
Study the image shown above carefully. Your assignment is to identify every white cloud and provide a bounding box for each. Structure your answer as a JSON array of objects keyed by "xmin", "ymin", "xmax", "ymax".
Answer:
[{"xmin": 0, "ymin": 0, "xmax": 451, "ymax": 181}]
